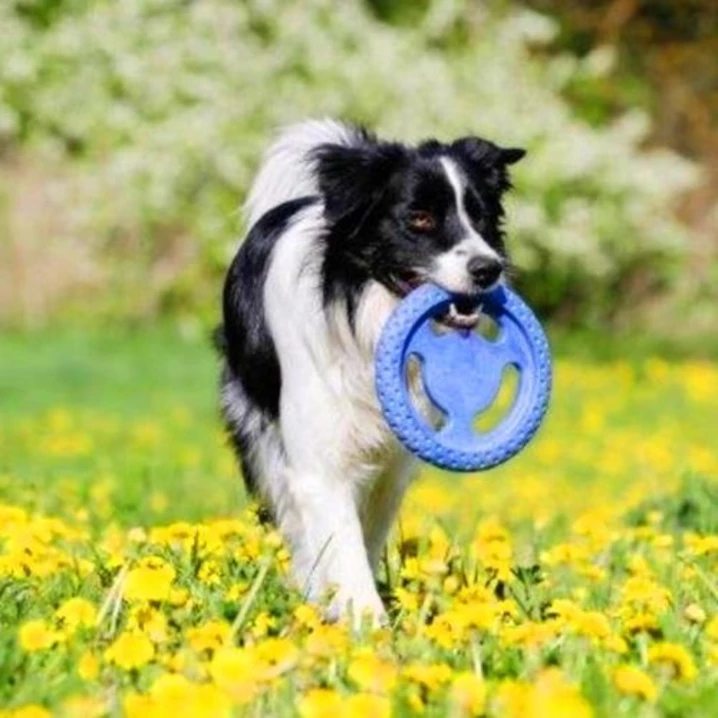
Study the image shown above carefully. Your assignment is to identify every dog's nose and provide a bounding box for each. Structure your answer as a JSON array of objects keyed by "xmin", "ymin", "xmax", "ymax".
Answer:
[{"xmin": 467, "ymin": 256, "xmax": 503, "ymax": 289}]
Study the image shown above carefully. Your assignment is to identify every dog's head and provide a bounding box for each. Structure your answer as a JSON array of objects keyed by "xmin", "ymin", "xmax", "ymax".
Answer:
[{"xmin": 315, "ymin": 134, "xmax": 525, "ymax": 302}]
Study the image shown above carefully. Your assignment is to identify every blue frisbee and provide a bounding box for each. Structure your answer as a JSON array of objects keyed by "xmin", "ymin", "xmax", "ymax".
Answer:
[{"xmin": 375, "ymin": 284, "xmax": 552, "ymax": 472}]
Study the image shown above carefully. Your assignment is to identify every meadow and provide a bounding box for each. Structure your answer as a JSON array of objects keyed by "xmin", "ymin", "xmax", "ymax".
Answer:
[{"xmin": 0, "ymin": 329, "xmax": 716, "ymax": 717}]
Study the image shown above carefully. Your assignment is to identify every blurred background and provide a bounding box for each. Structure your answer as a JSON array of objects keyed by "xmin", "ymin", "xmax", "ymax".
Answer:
[{"xmin": 0, "ymin": 0, "xmax": 715, "ymax": 349}]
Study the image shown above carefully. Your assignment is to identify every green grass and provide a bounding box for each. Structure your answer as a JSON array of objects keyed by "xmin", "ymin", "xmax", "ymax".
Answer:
[
  {"xmin": 0, "ymin": 328, "xmax": 716, "ymax": 716},
  {"xmin": 0, "ymin": 328, "xmax": 216, "ymax": 416},
  {"xmin": 0, "ymin": 328, "xmax": 241, "ymax": 527}
]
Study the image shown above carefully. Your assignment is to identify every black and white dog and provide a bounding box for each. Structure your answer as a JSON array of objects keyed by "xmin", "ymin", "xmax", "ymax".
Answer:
[{"xmin": 217, "ymin": 119, "xmax": 524, "ymax": 623}]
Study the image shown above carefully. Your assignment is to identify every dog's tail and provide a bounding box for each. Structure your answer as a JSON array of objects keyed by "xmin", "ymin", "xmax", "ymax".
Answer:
[{"xmin": 243, "ymin": 118, "xmax": 367, "ymax": 228}]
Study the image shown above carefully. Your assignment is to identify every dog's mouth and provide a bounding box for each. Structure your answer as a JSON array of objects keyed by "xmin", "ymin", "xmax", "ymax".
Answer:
[
  {"xmin": 391, "ymin": 273, "xmax": 482, "ymax": 330},
  {"xmin": 444, "ymin": 296, "xmax": 481, "ymax": 330}
]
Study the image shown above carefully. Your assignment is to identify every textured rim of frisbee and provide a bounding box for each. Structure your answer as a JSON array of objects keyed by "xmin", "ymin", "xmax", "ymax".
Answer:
[{"xmin": 375, "ymin": 284, "xmax": 552, "ymax": 472}]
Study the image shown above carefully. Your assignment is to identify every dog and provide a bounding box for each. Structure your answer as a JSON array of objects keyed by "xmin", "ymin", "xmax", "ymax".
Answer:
[{"xmin": 216, "ymin": 119, "xmax": 525, "ymax": 624}]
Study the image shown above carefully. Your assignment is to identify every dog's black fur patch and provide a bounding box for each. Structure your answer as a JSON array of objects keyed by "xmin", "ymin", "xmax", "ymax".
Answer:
[{"xmin": 219, "ymin": 196, "xmax": 316, "ymax": 419}]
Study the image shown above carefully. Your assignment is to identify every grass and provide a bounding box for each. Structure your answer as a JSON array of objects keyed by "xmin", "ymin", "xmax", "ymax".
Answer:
[{"xmin": 0, "ymin": 328, "xmax": 716, "ymax": 717}]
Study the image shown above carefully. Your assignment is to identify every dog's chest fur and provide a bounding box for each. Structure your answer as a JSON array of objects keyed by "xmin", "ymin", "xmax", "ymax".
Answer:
[
  {"xmin": 324, "ymin": 281, "xmax": 404, "ymax": 478},
  {"xmin": 263, "ymin": 207, "xmax": 402, "ymax": 484}
]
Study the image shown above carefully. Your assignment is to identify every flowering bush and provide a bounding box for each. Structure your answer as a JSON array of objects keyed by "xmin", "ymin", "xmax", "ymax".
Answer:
[
  {"xmin": 0, "ymin": 0, "xmax": 699, "ymax": 323},
  {"xmin": 0, "ymin": 344, "xmax": 717, "ymax": 714}
]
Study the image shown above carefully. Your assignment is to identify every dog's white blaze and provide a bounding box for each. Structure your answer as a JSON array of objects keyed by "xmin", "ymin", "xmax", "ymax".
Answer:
[
  {"xmin": 426, "ymin": 157, "xmax": 502, "ymax": 293},
  {"xmin": 439, "ymin": 156, "xmax": 500, "ymax": 260}
]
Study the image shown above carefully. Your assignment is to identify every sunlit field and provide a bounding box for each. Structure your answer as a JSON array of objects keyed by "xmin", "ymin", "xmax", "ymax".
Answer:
[{"xmin": 0, "ymin": 331, "xmax": 716, "ymax": 717}]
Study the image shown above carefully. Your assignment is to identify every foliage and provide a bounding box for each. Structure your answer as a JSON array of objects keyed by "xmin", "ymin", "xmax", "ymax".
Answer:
[
  {"xmin": 523, "ymin": 0, "xmax": 717, "ymax": 156},
  {"xmin": 0, "ymin": 330, "xmax": 717, "ymax": 714},
  {"xmin": 0, "ymin": 0, "xmax": 700, "ymax": 326}
]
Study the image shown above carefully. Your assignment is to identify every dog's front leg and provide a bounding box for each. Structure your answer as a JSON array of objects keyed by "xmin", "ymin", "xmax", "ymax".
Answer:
[
  {"xmin": 269, "ymin": 399, "xmax": 386, "ymax": 625},
  {"xmin": 265, "ymin": 467, "xmax": 385, "ymax": 625},
  {"xmin": 288, "ymin": 471, "xmax": 386, "ymax": 624}
]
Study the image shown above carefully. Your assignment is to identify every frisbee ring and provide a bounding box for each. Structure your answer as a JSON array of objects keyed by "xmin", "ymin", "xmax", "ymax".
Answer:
[{"xmin": 375, "ymin": 284, "xmax": 552, "ymax": 472}]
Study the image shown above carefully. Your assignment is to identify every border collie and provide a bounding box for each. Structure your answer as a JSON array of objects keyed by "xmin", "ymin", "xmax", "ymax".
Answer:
[{"xmin": 217, "ymin": 119, "xmax": 524, "ymax": 623}]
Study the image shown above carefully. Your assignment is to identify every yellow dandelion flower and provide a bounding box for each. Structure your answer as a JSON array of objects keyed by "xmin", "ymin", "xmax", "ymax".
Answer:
[
  {"xmin": 187, "ymin": 620, "xmax": 231, "ymax": 654},
  {"xmin": 0, "ymin": 554, "xmax": 26, "ymax": 580},
  {"xmin": 168, "ymin": 587, "xmax": 189, "ymax": 607},
  {"xmin": 145, "ymin": 674, "xmax": 232, "ymax": 717},
  {"xmin": 683, "ymin": 603, "xmax": 706, "ymax": 624},
  {"xmin": 305, "ymin": 624, "xmax": 349, "ymax": 659},
  {"xmin": 497, "ymin": 669, "xmax": 592, "ymax": 718},
  {"xmin": 393, "ymin": 586, "xmax": 419, "ymax": 613},
  {"xmin": 198, "ymin": 559, "xmax": 222, "ymax": 586},
  {"xmin": 293, "ymin": 603, "xmax": 321, "ymax": 630},
  {"xmin": 403, "ymin": 662, "xmax": 453, "ymax": 692},
  {"xmin": 540, "ymin": 542, "xmax": 590, "ymax": 567},
  {"xmin": 128, "ymin": 605, "xmax": 169, "ymax": 644},
  {"xmin": 123, "ymin": 692, "xmax": 153, "ymax": 718},
  {"xmin": 571, "ymin": 610, "xmax": 612, "ymax": 641},
  {"xmin": 105, "ymin": 631, "xmax": 155, "ymax": 671},
  {"xmin": 543, "ymin": 671, "xmax": 593, "ymax": 717},
  {"xmin": 647, "ymin": 642, "xmax": 697, "ymax": 682},
  {"xmin": 578, "ymin": 564, "xmax": 606, "ymax": 582},
  {"xmin": 603, "ymin": 633, "xmax": 628, "ymax": 654},
  {"xmin": 249, "ymin": 610, "xmax": 276, "ymax": 639},
  {"xmin": 501, "ymin": 620, "xmax": 561, "ymax": 649},
  {"xmin": 495, "ymin": 679, "xmax": 533, "ymax": 717},
  {"xmin": 18, "ymin": 620, "xmax": 62, "ymax": 652},
  {"xmin": 400, "ymin": 557, "xmax": 421, "ymax": 582},
  {"xmin": 253, "ymin": 638, "xmax": 301, "ymax": 680},
  {"xmin": 622, "ymin": 611, "xmax": 659, "ymax": 634},
  {"xmin": 209, "ymin": 646, "xmax": 263, "ymax": 704},
  {"xmin": 225, "ymin": 582, "xmax": 249, "ymax": 602},
  {"xmin": 347, "ymin": 650, "xmax": 397, "ymax": 694},
  {"xmin": 450, "ymin": 672, "xmax": 487, "ymax": 716},
  {"xmin": 54, "ymin": 597, "xmax": 97, "ymax": 634},
  {"xmin": 613, "ymin": 665, "xmax": 658, "ymax": 702},
  {"xmin": 443, "ymin": 574, "xmax": 460, "ymax": 595},
  {"xmin": 345, "ymin": 693, "xmax": 391, "ymax": 718},
  {"xmin": 683, "ymin": 533, "xmax": 718, "ymax": 557},
  {"xmin": 298, "ymin": 689, "xmax": 344, "ymax": 718},
  {"xmin": 624, "ymin": 556, "xmax": 653, "ymax": 580},
  {"xmin": 77, "ymin": 651, "xmax": 99, "ymax": 681},
  {"xmin": 437, "ymin": 597, "xmax": 503, "ymax": 640},
  {"xmin": 124, "ymin": 556, "xmax": 176, "ymax": 602},
  {"xmin": 424, "ymin": 617, "xmax": 456, "ymax": 649},
  {"xmin": 546, "ymin": 599, "xmax": 581, "ymax": 623},
  {"xmin": 405, "ymin": 686, "xmax": 425, "ymax": 713},
  {"xmin": 618, "ymin": 575, "xmax": 672, "ymax": 622}
]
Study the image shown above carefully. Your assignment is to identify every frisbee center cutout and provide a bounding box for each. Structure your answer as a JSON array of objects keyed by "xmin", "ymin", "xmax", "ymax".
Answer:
[
  {"xmin": 404, "ymin": 354, "xmax": 448, "ymax": 431},
  {"xmin": 473, "ymin": 363, "xmax": 520, "ymax": 433}
]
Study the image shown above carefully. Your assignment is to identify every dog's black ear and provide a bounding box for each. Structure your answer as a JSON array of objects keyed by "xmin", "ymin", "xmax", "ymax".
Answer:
[
  {"xmin": 499, "ymin": 147, "xmax": 527, "ymax": 165},
  {"xmin": 452, "ymin": 137, "xmax": 526, "ymax": 194},
  {"xmin": 313, "ymin": 143, "xmax": 405, "ymax": 224}
]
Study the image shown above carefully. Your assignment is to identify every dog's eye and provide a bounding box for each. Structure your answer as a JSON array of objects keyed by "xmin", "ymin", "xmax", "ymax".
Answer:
[{"xmin": 408, "ymin": 211, "xmax": 435, "ymax": 232}]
